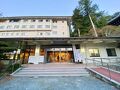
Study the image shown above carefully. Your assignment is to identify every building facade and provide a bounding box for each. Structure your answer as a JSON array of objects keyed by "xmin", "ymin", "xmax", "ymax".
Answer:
[{"xmin": 0, "ymin": 16, "xmax": 120, "ymax": 64}]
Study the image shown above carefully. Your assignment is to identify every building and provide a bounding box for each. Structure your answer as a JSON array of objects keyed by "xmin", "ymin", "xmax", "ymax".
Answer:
[
  {"xmin": 0, "ymin": 16, "xmax": 120, "ymax": 64},
  {"xmin": 108, "ymin": 13, "xmax": 120, "ymax": 26}
]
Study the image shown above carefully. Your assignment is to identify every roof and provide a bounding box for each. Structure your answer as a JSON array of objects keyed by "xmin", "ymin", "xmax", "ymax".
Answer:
[
  {"xmin": 108, "ymin": 13, "xmax": 120, "ymax": 25},
  {"xmin": 0, "ymin": 16, "xmax": 72, "ymax": 20},
  {"xmin": 0, "ymin": 37, "xmax": 120, "ymax": 42}
]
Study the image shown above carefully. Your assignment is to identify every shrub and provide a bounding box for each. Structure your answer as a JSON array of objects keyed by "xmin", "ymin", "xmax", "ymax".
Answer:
[{"xmin": 0, "ymin": 61, "xmax": 5, "ymax": 71}]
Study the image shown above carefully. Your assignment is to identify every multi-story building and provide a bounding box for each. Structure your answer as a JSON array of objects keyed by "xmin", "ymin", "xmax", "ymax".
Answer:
[
  {"xmin": 0, "ymin": 16, "xmax": 120, "ymax": 64},
  {"xmin": 0, "ymin": 16, "xmax": 71, "ymax": 38}
]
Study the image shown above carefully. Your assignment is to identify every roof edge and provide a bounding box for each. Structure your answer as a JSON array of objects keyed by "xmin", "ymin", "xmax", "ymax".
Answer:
[{"xmin": 0, "ymin": 16, "xmax": 72, "ymax": 20}]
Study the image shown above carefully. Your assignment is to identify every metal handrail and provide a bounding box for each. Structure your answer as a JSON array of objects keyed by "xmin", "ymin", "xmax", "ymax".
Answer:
[{"xmin": 85, "ymin": 58, "xmax": 120, "ymax": 72}]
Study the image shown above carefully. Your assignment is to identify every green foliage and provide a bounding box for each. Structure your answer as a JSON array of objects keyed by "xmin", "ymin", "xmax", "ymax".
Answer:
[
  {"xmin": 0, "ymin": 41, "xmax": 18, "ymax": 60},
  {"xmin": 71, "ymin": 0, "xmax": 110, "ymax": 37},
  {"xmin": 7, "ymin": 64, "xmax": 20, "ymax": 73},
  {"xmin": 0, "ymin": 61, "xmax": 5, "ymax": 71}
]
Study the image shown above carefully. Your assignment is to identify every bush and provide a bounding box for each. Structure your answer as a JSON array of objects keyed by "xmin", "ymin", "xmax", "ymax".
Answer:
[
  {"xmin": 7, "ymin": 64, "xmax": 20, "ymax": 73},
  {"xmin": 0, "ymin": 61, "xmax": 5, "ymax": 71}
]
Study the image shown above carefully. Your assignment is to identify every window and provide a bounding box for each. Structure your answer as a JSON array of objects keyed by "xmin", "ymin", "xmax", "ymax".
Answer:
[
  {"xmin": 9, "ymin": 19, "xmax": 20, "ymax": 22},
  {"xmin": 1, "ymin": 33, "xmax": 5, "ymax": 36},
  {"xmin": 46, "ymin": 32, "xmax": 50, "ymax": 36},
  {"xmin": 40, "ymin": 33, "xmax": 43, "ymax": 35},
  {"xmin": 16, "ymin": 33, "xmax": 19, "ymax": 35},
  {"xmin": 89, "ymin": 49, "xmax": 100, "ymax": 57},
  {"xmin": 6, "ymin": 33, "xmax": 9, "ymax": 36},
  {"xmin": 21, "ymin": 33, "xmax": 25, "ymax": 36},
  {"xmin": 45, "ymin": 25, "xmax": 50, "ymax": 28},
  {"xmin": 37, "ymin": 32, "xmax": 43, "ymax": 35},
  {"xmin": 52, "ymin": 31, "xmax": 57, "ymax": 34},
  {"xmin": 106, "ymin": 48, "xmax": 117, "ymax": 56},
  {"xmin": 23, "ymin": 20, "xmax": 28, "ymax": 22},
  {"xmin": 37, "ymin": 25, "xmax": 42, "ymax": 28},
  {"xmin": 46, "ymin": 20, "xmax": 50, "ymax": 22},
  {"xmin": 31, "ymin": 20, "xmax": 36, "ymax": 22},
  {"xmin": 62, "ymin": 21, "xmax": 64, "ymax": 23},
  {"xmin": 30, "ymin": 25, "xmax": 35, "ymax": 28},
  {"xmin": 14, "ymin": 25, "xmax": 19, "ymax": 29},
  {"xmin": 22, "ymin": 25, "xmax": 27, "ymax": 28},
  {"xmin": 7, "ymin": 25, "xmax": 12, "ymax": 29},
  {"xmin": 11, "ymin": 33, "xmax": 14, "ymax": 36},
  {"xmin": 38, "ymin": 20, "xmax": 43, "ymax": 22},
  {"xmin": 0, "ymin": 26, "xmax": 4, "ymax": 29},
  {"xmin": 52, "ymin": 25, "xmax": 57, "ymax": 29},
  {"xmin": 53, "ymin": 20, "xmax": 57, "ymax": 23}
]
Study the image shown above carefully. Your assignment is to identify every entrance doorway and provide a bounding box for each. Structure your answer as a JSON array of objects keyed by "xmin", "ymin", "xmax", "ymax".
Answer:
[
  {"xmin": 47, "ymin": 51, "xmax": 73, "ymax": 63},
  {"xmin": 20, "ymin": 45, "xmax": 35, "ymax": 64}
]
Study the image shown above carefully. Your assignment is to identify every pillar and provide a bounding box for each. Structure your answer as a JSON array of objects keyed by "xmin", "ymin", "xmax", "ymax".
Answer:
[{"xmin": 35, "ymin": 44, "xmax": 40, "ymax": 56}]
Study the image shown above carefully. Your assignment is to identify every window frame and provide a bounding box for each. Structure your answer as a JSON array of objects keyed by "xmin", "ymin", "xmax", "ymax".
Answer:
[
  {"xmin": 89, "ymin": 48, "xmax": 100, "ymax": 57},
  {"xmin": 106, "ymin": 48, "xmax": 117, "ymax": 57}
]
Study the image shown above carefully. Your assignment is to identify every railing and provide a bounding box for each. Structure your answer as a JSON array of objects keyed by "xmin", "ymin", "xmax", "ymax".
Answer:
[{"xmin": 85, "ymin": 58, "xmax": 120, "ymax": 72}]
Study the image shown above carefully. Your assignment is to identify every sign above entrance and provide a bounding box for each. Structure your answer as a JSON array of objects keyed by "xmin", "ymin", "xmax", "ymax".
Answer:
[{"xmin": 47, "ymin": 48, "xmax": 72, "ymax": 51}]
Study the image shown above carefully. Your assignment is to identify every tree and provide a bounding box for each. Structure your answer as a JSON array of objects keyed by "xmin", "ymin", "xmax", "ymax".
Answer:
[
  {"xmin": 72, "ymin": 0, "xmax": 109, "ymax": 37},
  {"xmin": 0, "ymin": 41, "xmax": 18, "ymax": 60},
  {"xmin": 72, "ymin": 8, "xmax": 83, "ymax": 37}
]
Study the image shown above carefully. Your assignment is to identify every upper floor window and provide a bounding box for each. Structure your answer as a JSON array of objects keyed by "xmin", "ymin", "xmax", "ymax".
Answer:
[
  {"xmin": 30, "ymin": 25, "xmax": 35, "ymax": 28},
  {"xmin": 45, "ymin": 25, "xmax": 50, "ymax": 28},
  {"xmin": 22, "ymin": 25, "xmax": 27, "ymax": 28},
  {"xmin": 9, "ymin": 19, "xmax": 20, "ymax": 22},
  {"xmin": 106, "ymin": 48, "xmax": 117, "ymax": 56},
  {"xmin": 52, "ymin": 31, "xmax": 57, "ymax": 35},
  {"xmin": 62, "ymin": 21, "xmax": 64, "ymax": 23},
  {"xmin": 7, "ymin": 25, "xmax": 12, "ymax": 29},
  {"xmin": 37, "ymin": 25, "xmax": 42, "ymax": 28},
  {"xmin": 52, "ymin": 25, "xmax": 57, "ymax": 29},
  {"xmin": 53, "ymin": 20, "xmax": 57, "ymax": 23},
  {"xmin": 23, "ymin": 19, "xmax": 28, "ymax": 22},
  {"xmin": 0, "ymin": 26, "xmax": 4, "ymax": 29},
  {"xmin": 38, "ymin": 20, "xmax": 43, "ymax": 22},
  {"xmin": 46, "ymin": 20, "xmax": 50, "ymax": 22},
  {"xmin": 31, "ymin": 20, "xmax": 36, "ymax": 22},
  {"xmin": 14, "ymin": 25, "xmax": 19, "ymax": 29},
  {"xmin": 21, "ymin": 33, "xmax": 25, "ymax": 36},
  {"xmin": 46, "ymin": 32, "xmax": 50, "ymax": 36},
  {"xmin": 89, "ymin": 48, "xmax": 100, "ymax": 57}
]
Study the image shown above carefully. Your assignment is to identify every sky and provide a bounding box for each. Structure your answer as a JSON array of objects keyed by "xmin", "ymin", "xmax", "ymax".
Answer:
[{"xmin": 0, "ymin": 0, "xmax": 120, "ymax": 16}]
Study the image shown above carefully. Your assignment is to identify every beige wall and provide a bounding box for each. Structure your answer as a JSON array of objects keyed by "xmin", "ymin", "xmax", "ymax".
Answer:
[
  {"xmin": 80, "ymin": 42, "xmax": 120, "ymax": 63},
  {"xmin": 0, "ymin": 19, "xmax": 70, "ymax": 38}
]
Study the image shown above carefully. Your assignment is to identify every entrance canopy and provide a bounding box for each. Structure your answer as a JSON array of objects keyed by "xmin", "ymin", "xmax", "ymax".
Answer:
[{"xmin": 0, "ymin": 37, "xmax": 120, "ymax": 44}]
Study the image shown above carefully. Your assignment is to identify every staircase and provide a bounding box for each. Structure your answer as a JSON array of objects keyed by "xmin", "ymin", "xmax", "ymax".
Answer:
[{"xmin": 11, "ymin": 64, "xmax": 89, "ymax": 77}]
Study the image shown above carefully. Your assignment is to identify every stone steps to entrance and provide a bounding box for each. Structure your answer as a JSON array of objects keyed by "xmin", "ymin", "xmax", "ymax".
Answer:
[{"xmin": 11, "ymin": 64, "xmax": 90, "ymax": 77}]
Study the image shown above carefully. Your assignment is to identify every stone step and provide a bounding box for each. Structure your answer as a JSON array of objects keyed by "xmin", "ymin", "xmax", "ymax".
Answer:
[
  {"xmin": 20, "ymin": 69, "xmax": 86, "ymax": 71},
  {"xmin": 23, "ymin": 67, "xmax": 86, "ymax": 69},
  {"xmin": 13, "ymin": 73, "xmax": 89, "ymax": 77},
  {"xmin": 12, "ymin": 64, "xmax": 89, "ymax": 77},
  {"xmin": 16, "ymin": 72, "xmax": 88, "ymax": 74}
]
